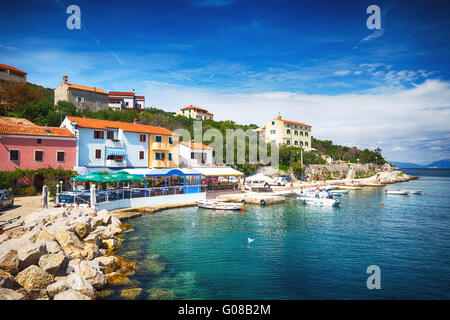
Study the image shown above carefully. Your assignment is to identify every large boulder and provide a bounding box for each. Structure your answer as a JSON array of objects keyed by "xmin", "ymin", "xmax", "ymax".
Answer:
[
  {"xmin": 46, "ymin": 280, "xmax": 68, "ymax": 298},
  {"xmin": 15, "ymin": 265, "xmax": 55, "ymax": 290},
  {"xmin": 105, "ymin": 272, "xmax": 132, "ymax": 286},
  {"xmin": 44, "ymin": 240, "xmax": 62, "ymax": 254},
  {"xmin": 84, "ymin": 233, "xmax": 101, "ymax": 247},
  {"xmin": 91, "ymin": 226, "xmax": 114, "ymax": 240},
  {"xmin": 38, "ymin": 252, "xmax": 68, "ymax": 276},
  {"xmin": 0, "ymin": 249, "xmax": 19, "ymax": 275},
  {"xmin": 17, "ymin": 241, "xmax": 47, "ymax": 270},
  {"xmin": 0, "ymin": 269, "xmax": 16, "ymax": 289},
  {"xmin": 108, "ymin": 224, "xmax": 122, "ymax": 235},
  {"xmin": 71, "ymin": 218, "xmax": 91, "ymax": 239},
  {"xmin": 119, "ymin": 288, "xmax": 142, "ymax": 300},
  {"xmin": 65, "ymin": 273, "xmax": 96, "ymax": 299},
  {"xmin": 54, "ymin": 229, "xmax": 85, "ymax": 260},
  {"xmin": 82, "ymin": 243, "xmax": 99, "ymax": 261},
  {"xmin": 79, "ymin": 260, "xmax": 107, "ymax": 290},
  {"xmin": 93, "ymin": 256, "xmax": 117, "ymax": 273},
  {"xmin": 53, "ymin": 289, "xmax": 91, "ymax": 300},
  {"xmin": 0, "ymin": 288, "xmax": 26, "ymax": 300}
]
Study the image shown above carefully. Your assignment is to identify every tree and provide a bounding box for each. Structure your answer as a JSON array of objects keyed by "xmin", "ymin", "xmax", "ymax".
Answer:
[{"xmin": 0, "ymin": 81, "xmax": 44, "ymax": 107}]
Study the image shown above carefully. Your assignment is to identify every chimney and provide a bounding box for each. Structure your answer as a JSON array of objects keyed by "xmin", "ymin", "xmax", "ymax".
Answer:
[
  {"xmin": 63, "ymin": 75, "xmax": 68, "ymax": 84},
  {"xmin": 133, "ymin": 118, "xmax": 138, "ymax": 124},
  {"xmin": 132, "ymin": 89, "xmax": 135, "ymax": 95},
  {"xmin": 277, "ymin": 112, "xmax": 282, "ymax": 120},
  {"xmin": 93, "ymin": 87, "xmax": 96, "ymax": 92}
]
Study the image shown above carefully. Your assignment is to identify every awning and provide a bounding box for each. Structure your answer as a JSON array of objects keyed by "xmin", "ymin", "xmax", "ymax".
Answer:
[
  {"xmin": 122, "ymin": 168, "xmax": 201, "ymax": 177},
  {"xmin": 191, "ymin": 166, "xmax": 244, "ymax": 177},
  {"xmin": 105, "ymin": 148, "xmax": 126, "ymax": 156}
]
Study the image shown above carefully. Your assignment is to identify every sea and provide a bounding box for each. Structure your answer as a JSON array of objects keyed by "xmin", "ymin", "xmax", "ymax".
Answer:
[{"xmin": 111, "ymin": 168, "xmax": 450, "ymax": 299}]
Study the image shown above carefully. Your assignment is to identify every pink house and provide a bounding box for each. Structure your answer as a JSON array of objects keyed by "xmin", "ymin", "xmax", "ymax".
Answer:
[{"xmin": 0, "ymin": 117, "xmax": 76, "ymax": 171}]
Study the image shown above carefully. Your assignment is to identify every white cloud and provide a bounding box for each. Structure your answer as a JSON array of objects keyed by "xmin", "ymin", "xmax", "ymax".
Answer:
[
  {"xmin": 333, "ymin": 70, "xmax": 351, "ymax": 76},
  {"xmin": 362, "ymin": 29, "xmax": 385, "ymax": 42},
  {"xmin": 430, "ymin": 146, "xmax": 442, "ymax": 151},
  {"xmin": 391, "ymin": 146, "xmax": 405, "ymax": 152}
]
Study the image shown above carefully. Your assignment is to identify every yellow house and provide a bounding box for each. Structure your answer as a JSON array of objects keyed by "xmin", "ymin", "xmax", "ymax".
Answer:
[
  {"xmin": 147, "ymin": 131, "xmax": 179, "ymax": 168},
  {"xmin": 176, "ymin": 105, "xmax": 213, "ymax": 120},
  {"xmin": 255, "ymin": 115, "xmax": 312, "ymax": 151}
]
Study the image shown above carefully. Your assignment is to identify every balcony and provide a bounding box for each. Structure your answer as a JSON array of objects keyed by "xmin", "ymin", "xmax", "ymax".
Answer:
[
  {"xmin": 105, "ymin": 159, "xmax": 126, "ymax": 168},
  {"xmin": 105, "ymin": 140, "xmax": 123, "ymax": 148},
  {"xmin": 152, "ymin": 160, "xmax": 176, "ymax": 168},
  {"xmin": 152, "ymin": 142, "xmax": 169, "ymax": 150}
]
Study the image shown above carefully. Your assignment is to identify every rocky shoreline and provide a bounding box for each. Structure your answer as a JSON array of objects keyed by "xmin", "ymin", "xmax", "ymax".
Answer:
[{"xmin": 0, "ymin": 206, "xmax": 140, "ymax": 300}]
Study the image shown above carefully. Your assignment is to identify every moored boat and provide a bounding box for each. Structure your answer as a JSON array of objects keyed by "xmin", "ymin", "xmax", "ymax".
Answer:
[
  {"xmin": 331, "ymin": 190, "xmax": 350, "ymax": 196},
  {"xmin": 296, "ymin": 190, "xmax": 341, "ymax": 207},
  {"xmin": 405, "ymin": 190, "xmax": 423, "ymax": 194},
  {"xmin": 385, "ymin": 190, "xmax": 409, "ymax": 195},
  {"xmin": 196, "ymin": 199, "xmax": 244, "ymax": 210}
]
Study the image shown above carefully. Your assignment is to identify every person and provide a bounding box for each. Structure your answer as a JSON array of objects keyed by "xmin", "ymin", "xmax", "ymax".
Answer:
[{"xmin": 290, "ymin": 180, "xmax": 294, "ymax": 192}]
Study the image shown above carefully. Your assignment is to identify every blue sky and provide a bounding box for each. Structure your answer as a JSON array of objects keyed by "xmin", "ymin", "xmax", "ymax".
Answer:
[{"xmin": 0, "ymin": 0, "xmax": 449, "ymax": 164}]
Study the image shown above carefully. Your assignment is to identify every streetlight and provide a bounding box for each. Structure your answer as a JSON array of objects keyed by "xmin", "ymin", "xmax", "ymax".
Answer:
[{"xmin": 375, "ymin": 156, "xmax": 378, "ymax": 167}]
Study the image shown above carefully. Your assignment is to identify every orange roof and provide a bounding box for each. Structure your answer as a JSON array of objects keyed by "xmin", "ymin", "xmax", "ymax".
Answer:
[
  {"xmin": 0, "ymin": 117, "xmax": 75, "ymax": 138},
  {"xmin": 67, "ymin": 83, "xmax": 107, "ymax": 94},
  {"xmin": 66, "ymin": 116, "xmax": 176, "ymax": 136},
  {"xmin": 109, "ymin": 91, "xmax": 134, "ymax": 96},
  {"xmin": 135, "ymin": 96, "xmax": 145, "ymax": 99},
  {"xmin": 0, "ymin": 63, "xmax": 27, "ymax": 74},
  {"xmin": 180, "ymin": 141, "xmax": 214, "ymax": 150},
  {"xmin": 280, "ymin": 119, "xmax": 311, "ymax": 127},
  {"xmin": 180, "ymin": 105, "xmax": 209, "ymax": 113}
]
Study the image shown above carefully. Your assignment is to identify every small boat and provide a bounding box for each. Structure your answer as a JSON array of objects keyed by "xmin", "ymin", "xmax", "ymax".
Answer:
[
  {"xmin": 331, "ymin": 190, "xmax": 350, "ymax": 196},
  {"xmin": 196, "ymin": 199, "xmax": 244, "ymax": 210},
  {"xmin": 297, "ymin": 191, "xmax": 340, "ymax": 207},
  {"xmin": 385, "ymin": 190, "xmax": 409, "ymax": 195},
  {"xmin": 405, "ymin": 190, "xmax": 423, "ymax": 194}
]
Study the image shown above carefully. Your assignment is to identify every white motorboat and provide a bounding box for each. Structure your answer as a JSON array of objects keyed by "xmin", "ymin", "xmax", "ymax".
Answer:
[
  {"xmin": 196, "ymin": 199, "xmax": 244, "ymax": 210},
  {"xmin": 331, "ymin": 190, "xmax": 350, "ymax": 196},
  {"xmin": 405, "ymin": 190, "xmax": 423, "ymax": 194},
  {"xmin": 385, "ymin": 190, "xmax": 409, "ymax": 195},
  {"xmin": 296, "ymin": 190, "xmax": 341, "ymax": 207}
]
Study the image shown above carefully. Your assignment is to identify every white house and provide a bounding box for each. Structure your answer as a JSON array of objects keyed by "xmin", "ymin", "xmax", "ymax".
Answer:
[
  {"xmin": 108, "ymin": 90, "xmax": 145, "ymax": 111},
  {"xmin": 179, "ymin": 141, "xmax": 214, "ymax": 167}
]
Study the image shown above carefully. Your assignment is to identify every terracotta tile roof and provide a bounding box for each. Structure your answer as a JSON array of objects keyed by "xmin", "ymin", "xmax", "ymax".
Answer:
[
  {"xmin": 66, "ymin": 116, "xmax": 176, "ymax": 136},
  {"xmin": 180, "ymin": 141, "xmax": 214, "ymax": 150},
  {"xmin": 109, "ymin": 91, "xmax": 134, "ymax": 96},
  {"xmin": 0, "ymin": 117, "xmax": 75, "ymax": 138},
  {"xmin": 280, "ymin": 119, "xmax": 311, "ymax": 127},
  {"xmin": 0, "ymin": 63, "xmax": 27, "ymax": 74},
  {"xmin": 67, "ymin": 83, "xmax": 107, "ymax": 94},
  {"xmin": 135, "ymin": 96, "xmax": 145, "ymax": 99},
  {"xmin": 180, "ymin": 105, "xmax": 209, "ymax": 113}
]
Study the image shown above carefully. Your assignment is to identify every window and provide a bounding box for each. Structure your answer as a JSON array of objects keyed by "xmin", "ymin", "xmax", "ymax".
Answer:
[
  {"xmin": 9, "ymin": 150, "xmax": 19, "ymax": 162},
  {"xmin": 155, "ymin": 152, "xmax": 165, "ymax": 160},
  {"xmin": 270, "ymin": 130, "xmax": 276, "ymax": 134},
  {"xmin": 300, "ymin": 131, "xmax": 303, "ymax": 136},
  {"xmin": 155, "ymin": 136, "xmax": 162, "ymax": 143},
  {"xmin": 294, "ymin": 130, "xmax": 298, "ymax": 135},
  {"xmin": 168, "ymin": 136, "xmax": 173, "ymax": 144},
  {"xmin": 139, "ymin": 151, "xmax": 145, "ymax": 160},
  {"xmin": 272, "ymin": 121, "xmax": 275, "ymax": 125},
  {"xmin": 168, "ymin": 153, "xmax": 173, "ymax": 161},
  {"xmin": 96, "ymin": 100, "xmax": 102, "ymax": 109},
  {"xmin": 94, "ymin": 131, "xmax": 104, "ymax": 139},
  {"xmin": 140, "ymin": 134, "xmax": 146, "ymax": 142},
  {"xmin": 37, "ymin": 138, "xmax": 42, "ymax": 144},
  {"xmin": 107, "ymin": 130, "xmax": 114, "ymax": 140},
  {"xmin": 294, "ymin": 141, "xmax": 298, "ymax": 146},
  {"xmin": 305, "ymin": 142, "xmax": 309, "ymax": 147},
  {"xmin": 287, "ymin": 129, "xmax": 291, "ymax": 134},
  {"xmin": 300, "ymin": 141, "xmax": 304, "ymax": 146},
  {"xmin": 95, "ymin": 149, "xmax": 102, "ymax": 159},
  {"xmin": 191, "ymin": 152, "xmax": 195, "ymax": 159},
  {"xmin": 286, "ymin": 140, "xmax": 291, "ymax": 145},
  {"xmin": 305, "ymin": 132, "xmax": 309, "ymax": 137},
  {"xmin": 76, "ymin": 96, "xmax": 84, "ymax": 106},
  {"xmin": 56, "ymin": 151, "xmax": 65, "ymax": 162},
  {"xmin": 34, "ymin": 150, "xmax": 44, "ymax": 162},
  {"xmin": 126, "ymin": 101, "xmax": 129, "ymax": 106}
]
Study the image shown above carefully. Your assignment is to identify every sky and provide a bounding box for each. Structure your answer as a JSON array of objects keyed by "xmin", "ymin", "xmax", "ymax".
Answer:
[{"xmin": 0, "ymin": 0, "xmax": 449, "ymax": 164}]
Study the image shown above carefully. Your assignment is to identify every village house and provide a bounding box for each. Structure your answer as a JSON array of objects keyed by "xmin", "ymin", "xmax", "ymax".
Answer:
[
  {"xmin": 0, "ymin": 63, "xmax": 27, "ymax": 83},
  {"xmin": 54, "ymin": 75, "xmax": 109, "ymax": 111},
  {"xmin": 108, "ymin": 90, "xmax": 145, "ymax": 111},
  {"xmin": 255, "ymin": 114, "xmax": 312, "ymax": 151},
  {"xmin": 60, "ymin": 116, "xmax": 179, "ymax": 172},
  {"xmin": 179, "ymin": 141, "xmax": 214, "ymax": 167},
  {"xmin": 0, "ymin": 117, "xmax": 76, "ymax": 172},
  {"xmin": 176, "ymin": 105, "xmax": 213, "ymax": 120}
]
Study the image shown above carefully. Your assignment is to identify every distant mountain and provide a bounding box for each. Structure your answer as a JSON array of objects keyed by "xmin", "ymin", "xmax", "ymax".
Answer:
[
  {"xmin": 391, "ymin": 162, "xmax": 424, "ymax": 168},
  {"xmin": 425, "ymin": 159, "xmax": 450, "ymax": 168},
  {"xmin": 392, "ymin": 159, "xmax": 450, "ymax": 169}
]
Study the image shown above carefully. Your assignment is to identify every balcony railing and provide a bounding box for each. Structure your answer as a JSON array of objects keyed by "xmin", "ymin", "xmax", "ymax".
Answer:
[
  {"xmin": 105, "ymin": 140, "xmax": 123, "ymax": 148},
  {"xmin": 152, "ymin": 142, "xmax": 169, "ymax": 150},
  {"xmin": 105, "ymin": 159, "xmax": 126, "ymax": 167}
]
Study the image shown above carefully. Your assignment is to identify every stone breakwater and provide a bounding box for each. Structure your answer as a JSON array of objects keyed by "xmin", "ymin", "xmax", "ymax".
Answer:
[{"xmin": 0, "ymin": 206, "xmax": 137, "ymax": 300}]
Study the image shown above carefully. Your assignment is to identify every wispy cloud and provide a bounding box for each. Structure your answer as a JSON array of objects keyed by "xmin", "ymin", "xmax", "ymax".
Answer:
[
  {"xmin": 333, "ymin": 70, "xmax": 351, "ymax": 76},
  {"xmin": 362, "ymin": 29, "xmax": 385, "ymax": 42},
  {"xmin": 0, "ymin": 43, "xmax": 19, "ymax": 50}
]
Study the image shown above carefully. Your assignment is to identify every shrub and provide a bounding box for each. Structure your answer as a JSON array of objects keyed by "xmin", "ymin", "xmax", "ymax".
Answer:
[{"xmin": 16, "ymin": 185, "xmax": 36, "ymax": 196}]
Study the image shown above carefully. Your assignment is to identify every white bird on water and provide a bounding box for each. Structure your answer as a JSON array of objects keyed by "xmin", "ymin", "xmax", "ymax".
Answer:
[
  {"xmin": 192, "ymin": 222, "xmax": 196, "ymax": 227},
  {"xmin": 248, "ymin": 237, "xmax": 254, "ymax": 243}
]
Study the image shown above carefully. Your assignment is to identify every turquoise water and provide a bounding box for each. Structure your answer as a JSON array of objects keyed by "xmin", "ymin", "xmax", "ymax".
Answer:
[{"xmin": 114, "ymin": 170, "xmax": 450, "ymax": 299}]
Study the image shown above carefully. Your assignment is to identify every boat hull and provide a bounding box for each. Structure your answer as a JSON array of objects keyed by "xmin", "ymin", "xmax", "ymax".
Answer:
[
  {"xmin": 196, "ymin": 200, "xmax": 244, "ymax": 210},
  {"xmin": 297, "ymin": 197, "xmax": 340, "ymax": 207}
]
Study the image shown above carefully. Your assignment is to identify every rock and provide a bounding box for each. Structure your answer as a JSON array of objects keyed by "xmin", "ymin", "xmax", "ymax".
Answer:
[
  {"xmin": 115, "ymin": 256, "xmax": 136, "ymax": 276},
  {"xmin": 21, "ymin": 289, "xmax": 49, "ymax": 300},
  {"xmin": 71, "ymin": 218, "xmax": 91, "ymax": 239},
  {"xmin": 66, "ymin": 259, "xmax": 81, "ymax": 274},
  {"xmin": 110, "ymin": 216, "xmax": 122, "ymax": 227},
  {"xmin": 0, "ymin": 249, "xmax": 19, "ymax": 275},
  {"xmin": 46, "ymin": 280, "xmax": 68, "ymax": 298},
  {"xmin": 84, "ymin": 233, "xmax": 101, "ymax": 247},
  {"xmin": 0, "ymin": 288, "xmax": 26, "ymax": 300},
  {"xmin": 54, "ymin": 230, "xmax": 86, "ymax": 260},
  {"xmin": 101, "ymin": 238, "xmax": 119, "ymax": 250},
  {"xmin": 137, "ymin": 260, "xmax": 166, "ymax": 277},
  {"xmin": 0, "ymin": 269, "xmax": 15, "ymax": 289},
  {"xmin": 37, "ymin": 230, "xmax": 56, "ymax": 242},
  {"xmin": 97, "ymin": 210, "xmax": 112, "ymax": 225},
  {"xmin": 53, "ymin": 289, "xmax": 91, "ymax": 300},
  {"xmin": 79, "ymin": 260, "xmax": 107, "ymax": 290},
  {"xmin": 65, "ymin": 273, "xmax": 96, "ymax": 299},
  {"xmin": 82, "ymin": 243, "xmax": 99, "ymax": 260},
  {"xmin": 147, "ymin": 288, "xmax": 175, "ymax": 300},
  {"xmin": 105, "ymin": 272, "xmax": 132, "ymax": 286},
  {"xmin": 15, "ymin": 265, "xmax": 55, "ymax": 290},
  {"xmin": 45, "ymin": 240, "xmax": 62, "ymax": 254},
  {"xmin": 97, "ymin": 289, "xmax": 114, "ymax": 299},
  {"xmin": 17, "ymin": 241, "xmax": 47, "ymax": 270},
  {"xmin": 91, "ymin": 216, "xmax": 104, "ymax": 229},
  {"xmin": 0, "ymin": 233, "xmax": 11, "ymax": 245},
  {"xmin": 92, "ymin": 226, "xmax": 114, "ymax": 240},
  {"xmin": 108, "ymin": 224, "xmax": 122, "ymax": 235},
  {"xmin": 120, "ymin": 288, "xmax": 142, "ymax": 300},
  {"xmin": 38, "ymin": 252, "xmax": 68, "ymax": 276},
  {"xmin": 93, "ymin": 256, "xmax": 117, "ymax": 273}
]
